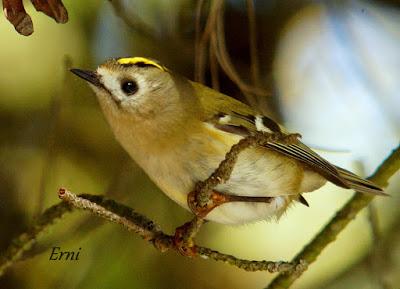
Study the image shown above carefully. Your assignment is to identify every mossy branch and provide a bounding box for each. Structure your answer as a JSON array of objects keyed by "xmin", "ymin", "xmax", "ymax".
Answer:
[{"xmin": 266, "ymin": 145, "xmax": 400, "ymax": 289}]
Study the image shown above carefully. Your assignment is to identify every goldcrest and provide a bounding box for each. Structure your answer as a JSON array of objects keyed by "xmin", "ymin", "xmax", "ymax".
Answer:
[{"xmin": 71, "ymin": 57, "xmax": 384, "ymax": 225}]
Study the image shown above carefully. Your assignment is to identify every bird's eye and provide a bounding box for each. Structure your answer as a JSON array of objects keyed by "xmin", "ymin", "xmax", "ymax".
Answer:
[{"xmin": 121, "ymin": 80, "xmax": 138, "ymax": 95}]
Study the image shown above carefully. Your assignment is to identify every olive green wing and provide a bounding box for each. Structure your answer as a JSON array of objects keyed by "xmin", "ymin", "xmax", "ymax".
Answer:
[
  {"xmin": 193, "ymin": 83, "xmax": 384, "ymax": 195},
  {"xmin": 209, "ymin": 109, "xmax": 384, "ymax": 195}
]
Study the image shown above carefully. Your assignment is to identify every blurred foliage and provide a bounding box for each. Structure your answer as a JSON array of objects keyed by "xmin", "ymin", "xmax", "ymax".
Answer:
[{"xmin": 0, "ymin": 1, "xmax": 399, "ymax": 289}]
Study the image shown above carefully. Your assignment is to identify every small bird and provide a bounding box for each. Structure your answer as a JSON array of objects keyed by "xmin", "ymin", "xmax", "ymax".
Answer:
[{"xmin": 71, "ymin": 57, "xmax": 384, "ymax": 225}]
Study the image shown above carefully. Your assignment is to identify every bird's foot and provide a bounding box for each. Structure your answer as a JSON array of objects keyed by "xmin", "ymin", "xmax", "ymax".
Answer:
[
  {"xmin": 172, "ymin": 217, "xmax": 204, "ymax": 257},
  {"xmin": 188, "ymin": 190, "xmax": 273, "ymax": 218}
]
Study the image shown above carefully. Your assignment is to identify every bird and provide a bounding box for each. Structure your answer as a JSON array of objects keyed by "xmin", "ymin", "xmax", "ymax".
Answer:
[{"xmin": 71, "ymin": 56, "xmax": 384, "ymax": 225}]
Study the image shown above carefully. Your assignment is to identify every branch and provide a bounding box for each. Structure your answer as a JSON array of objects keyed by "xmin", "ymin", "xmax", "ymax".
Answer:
[
  {"xmin": 210, "ymin": 0, "xmax": 268, "ymax": 106},
  {"xmin": 194, "ymin": 0, "xmax": 207, "ymax": 83},
  {"xmin": 0, "ymin": 189, "xmax": 304, "ymax": 278},
  {"xmin": 107, "ymin": 0, "xmax": 158, "ymax": 41},
  {"xmin": 1, "ymin": 140, "xmax": 397, "ymax": 283},
  {"xmin": 0, "ymin": 202, "xmax": 72, "ymax": 276},
  {"xmin": 59, "ymin": 189, "xmax": 305, "ymax": 272},
  {"xmin": 326, "ymin": 208, "xmax": 400, "ymax": 288},
  {"xmin": 266, "ymin": 145, "xmax": 400, "ymax": 289},
  {"xmin": 246, "ymin": 0, "xmax": 260, "ymax": 87}
]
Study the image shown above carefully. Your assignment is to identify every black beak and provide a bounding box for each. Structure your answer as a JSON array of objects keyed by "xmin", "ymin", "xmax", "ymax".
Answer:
[{"xmin": 70, "ymin": 68, "xmax": 102, "ymax": 87}]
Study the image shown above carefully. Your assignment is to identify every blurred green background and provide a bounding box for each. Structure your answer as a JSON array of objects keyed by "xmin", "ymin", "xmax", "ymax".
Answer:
[{"xmin": 0, "ymin": 1, "xmax": 399, "ymax": 289}]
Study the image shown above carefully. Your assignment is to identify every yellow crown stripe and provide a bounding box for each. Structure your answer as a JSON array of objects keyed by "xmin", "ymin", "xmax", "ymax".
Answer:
[{"xmin": 117, "ymin": 57, "xmax": 166, "ymax": 71}]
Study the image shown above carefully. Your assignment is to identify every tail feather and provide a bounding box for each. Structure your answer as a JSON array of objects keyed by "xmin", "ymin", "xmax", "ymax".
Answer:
[{"xmin": 335, "ymin": 166, "xmax": 386, "ymax": 196}]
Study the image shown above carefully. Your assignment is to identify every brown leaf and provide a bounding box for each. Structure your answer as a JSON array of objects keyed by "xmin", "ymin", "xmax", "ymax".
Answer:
[
  {"xmin": 2, "ymin": 0, "xmax": 33, "ymax": 36},
  {"xmin": 31, "ymin": 0, "xmax": 68, "ymax": 23}
]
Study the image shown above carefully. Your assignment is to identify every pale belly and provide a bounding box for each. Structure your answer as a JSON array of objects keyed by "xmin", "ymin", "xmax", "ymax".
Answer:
[{"xmin": 124, "ymin": 126, "xmax": 326, "ymax": 225}]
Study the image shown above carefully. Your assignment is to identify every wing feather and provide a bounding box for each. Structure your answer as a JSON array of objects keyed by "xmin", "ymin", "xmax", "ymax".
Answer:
[{"xmin": 207, "ymin": 110, "xmax": 384, "ymax": 195}]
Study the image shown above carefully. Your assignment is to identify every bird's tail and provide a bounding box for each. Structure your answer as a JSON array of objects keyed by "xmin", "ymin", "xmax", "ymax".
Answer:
[{"xmin": 335, "ymin": 166, "xmax": 386, "ymax": 196}]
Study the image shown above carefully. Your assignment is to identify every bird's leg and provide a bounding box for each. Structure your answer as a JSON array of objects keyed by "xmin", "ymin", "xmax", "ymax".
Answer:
[
  {"xmin": 187, "ymin": 190, "xmax": 274, "ymax": 218},
  {"xmin": 173, "ymin": 132, "xmax": 300, "ymax": 256}
]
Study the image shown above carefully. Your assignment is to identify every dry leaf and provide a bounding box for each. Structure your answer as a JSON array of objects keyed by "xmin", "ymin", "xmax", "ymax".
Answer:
[
  {"xmin": 2, "ymin": 0, "xmax": 33, "ymax": 36},
  {"xmin": 2, "ymin": 0, "xmax": 68, "ymax": 36}
]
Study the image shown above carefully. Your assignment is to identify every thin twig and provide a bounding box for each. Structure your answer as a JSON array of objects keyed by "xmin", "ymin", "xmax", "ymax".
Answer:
[
  {"xmin": 366, "ymin": 169, "xmax": 389, "ymax": 289},
  {"xmin": 194, "ymin": 0, "xmax": 220, "ymax": 84},
  {"xmin": 368, "ymin": 203, "xmax": 381, "ymax": 244},
  {"xmin": 354, "ymin": 160, "xmax": 382, "ymax": 244},
  {"xmin": 0, "ymin": 202, "xmax": 72, "ymax": 277},
  {"xmin": 209, "ymin": 40, "xmax": 220, "ymax": 90},
  {"xmin": 195, "ymin": 0, "xmax": 268, "ymax": 103},
  {"xmin": 246, "ymin": 0, "xmax": 260, "ymax": 87},
  {"xmin": 355, "ymin": 160, "xmax": 386, "ymax": 288},
  {"xmin": 58, "ymin": 189, "xmax": 303, "ymax": 273},
  {"xmin": 194, "ymin": 0, "xmax": 206, "ymax": 82},
  {"xmin": 21, "ymin": 160, "xmax": 133, "ymax": 262},
  {"xmin": 58, "ymin": 189, "xmax": 165, "ymax": 243},
  {"xmin": 326, "ymin": 210, "xmax": 400, "ymax": 288},
  {"xmin": 0, "ymin": 188, "xmax": 301, "ymax": 275},
  {"xmin": 179, "ymin": 132, "xmax": 300, "ymax": 252},
  {"xmin": 210, "ymin": 0, "xmax": 267, "ymax": 106},
  {"xmin": 197, "ymin": 247, "xmax": 307, "ymax": 273},
  {"xmin": 367, "ymin": 202, "xmax": 389, "ymax": 289},
  {"xmin": 195, "ymin": 132, "xmax": 300, "ymax": 206},
  {"xmin": 108, "ymin": 0, "xmax": 159, "ymax": 41},
  {"xmin": 266, "ymin": 145, "xmax": 400, "ymax": 289}
]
